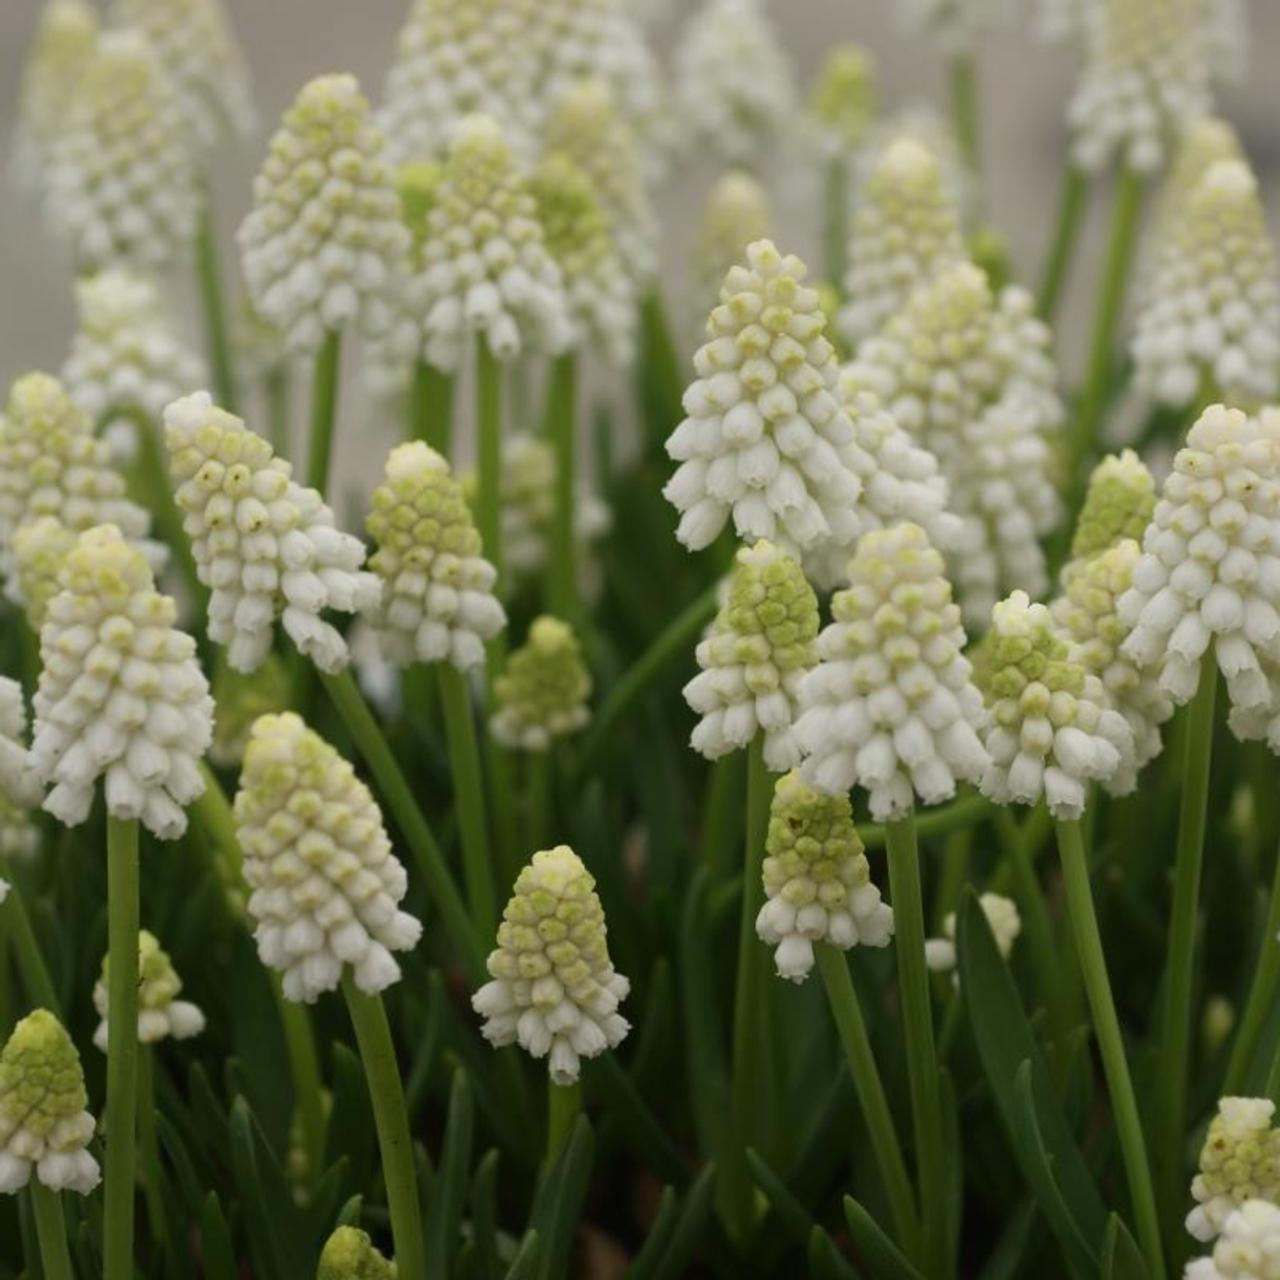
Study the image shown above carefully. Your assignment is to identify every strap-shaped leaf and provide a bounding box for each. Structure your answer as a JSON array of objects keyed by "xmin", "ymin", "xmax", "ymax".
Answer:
[
  {"xmin": 841, "ymin": 1195, "xmax": 926, "ymax": 1280},
  {"xmin": 199, "ymin": 1192, "xmax": 238, "ymax": 1280},
  {"xmin": 1100, "ymin": 1212, "xmax": 1149, "ymax": 1280},
  {"xmin": 426, "ymin": 1068, "xmax": 475, "ymax": 1279}
]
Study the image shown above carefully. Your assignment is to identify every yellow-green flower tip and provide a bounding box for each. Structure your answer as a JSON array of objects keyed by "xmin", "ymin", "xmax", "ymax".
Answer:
[
  {"xmin": 490, "ymin": 616, "xmax": 592, "ymax": 751},
  {"xmin": 317, "ymin": 1225, "xmax": 397, "ymax": 1279},
  {"xmin": 0, "ymin": 1011, "xmax": 87, "ymax": 1130},
  {"xmin": 808, "ymin": 43, "xmax": 877, "ymax": 145},
  {"xmin": 211, "ymin": 654, "xmax": 291, "ymax": 767},
  {"xmin": 9, "ymin": 517, "xmax": 76, "ymax": 629},
  {"xmin": 1069, "ymin": 450, "xmax": 1156, "ymax": 563},
  {"xmin": 984, "ymin": 593, "xmax": 1083, "ymax": 705},
  {"xmin": 397, "ymin": 160, "xmax": 443, "ymax": 245},
  {"xmin": 721, "ymin": 541, "xmax": 819, "ymax": 675},
  {"xmin": 15, "ymin": 0, "xmax": 99, "ymax": 151},
  {"xmin": 284, "ymin": 72, "xmax": 370, "ymax": 139},
  {"xmin": 93, "ymin": 929, "xmax": 206, "ymax": 1050},
  {"xmin": 1187, "ymin": 1098, "xmax": 1280, "ymax": 1242},
  {"xmin": 532, "ymin": 153, "xmax": 609, "ymax": 269}
]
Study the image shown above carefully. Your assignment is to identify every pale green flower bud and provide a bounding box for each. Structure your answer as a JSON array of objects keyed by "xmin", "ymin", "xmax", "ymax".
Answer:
[
  {"xmin": 1203, "ymin": 995, "xmax": 1236, "ymax": 1058},
  {"xmin": 93, "ymin": 928, "xmax": 206, "ymax": 1051},
  {"xmin": 925, "ymin": 892, "xmax": 1020, "ymax": 979},
  {"xmin": 490, "ymin": 617, "xmax": 592, "ymax": 751},
  {"xmin": 1188, "ymin": 1098, "xmax": 1280, "ymax": 1242},
  {"xmin": 318, "ymin": 1225, "xmax": 396, "ymax": 1280},
  {"xmin": 0, "ymin": 1010, "xmax": 100, "ymax": 1195},
  {"xmin": 756, "ymin": 770, "xmax": 892, "ymax": 982},
  {"xmin": 210, "ymin": 654, "xmax": 291, "ymax": 768},
  {"xmin": 1067, "ymin": 450, "xmax": 1157, "ymax": 566},
  {"xmin": 693, "ymin": 171, "xmax": 774, "ymax": 318},
  {"xmin": 807, "ymin": 44, "xmax": 877, "ymax": 151},
  {"xmin": 472, "ymin": 844, "xmax": 630, "ymax": 1085}
]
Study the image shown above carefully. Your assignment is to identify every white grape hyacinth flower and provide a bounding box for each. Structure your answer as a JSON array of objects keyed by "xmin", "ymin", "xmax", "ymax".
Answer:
[
  {"xmin": 897, "ymin": 0, "xmax": 1019, "ymax": 52},
  {"xmin": 664, "ymin": 240, "xmax": 863, "ymax": 558},
  {"xmin": 924, "ymin": 892, "xmax": 1021, "ymax": 979},
  {"xmin": 1186, "ymin": 1199, "xmax": 1280, "ymax": 1279},
  {"xmin": 490, "ymin": 616, "xmax": 593, "ymax": 751},
  {"xmin": 234, "ymin": 712, "xmax": 423, "ymax": 1003},
  {"xmin": 693, "ymin": 171, "xmax": 774, "ymax": 322},
  {"xmin": 756, "ymin": 770, "xmax": 892, "ymax": 983},
  {"xmin": 0, "ymin": 679, "xmax": 39, "ymax": 813},
  {"xmin": 28, "ymin": 525, "xmax": 213, "ymax": 840},
  {"xmin": 472, "ymin": 844, "xmax": 629, "ymax": 1085},
  {"xmin": 92, "ymin": 928, "xmax": 206, "ymax": 1051},
  {"xmin": 1187, "ymin": 1097, "xmax": 1280, "ymax": 1244},
  {"xmin": 164, "ymin": 391, "xmax": 380, "ymax": 675},
  {"xmin": 796, "ymin": 522, "xmax": 990, "ymax": 820}
]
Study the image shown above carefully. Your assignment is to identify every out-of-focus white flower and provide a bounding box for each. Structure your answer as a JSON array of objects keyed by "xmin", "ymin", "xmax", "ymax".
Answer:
[
  {"xmin": 365, "ymin": 441, "xmax": 506, "ymax": 671},
  {"xmin": 10, "ymin": 519, "xmax": 78, "ymax": 635},
  {"xmin": 472, "ymin": 844, "xmax": 629, "ymax": 1085},
  {"xmin": 61, "ymin": 271, "xmax": 206, "ymax": 463},
  {"xmin": 1063, "ymin": 449, "xmax": 1157, "ymax": 571},
  {"xmin": 1133, "ymin": 159, "xmax": 1280, "ymax": 409},
  {"xmin": 1186, "ymin": 1198, "xmax": 1280, "ymax": 1279},
  {"xmin": 238, "ymin": 74, "xmax": 410, "ymax": 356},
  {"xmin": 44, "ymin": 30, "xmax": 198, "ymax": 272},
  {"xmin": 1207, "ymin": 0, "xmax": 1249, "ymax": 86},
  {"xmin": 10, "ymin": 0, "xmax": 99, "ymax": 193},
  {"xmin": 28, "ymin": 525, "xmax": 212, "ymax": 839},
  {"xmin": 756, "ymin": 769, "xmax": 892, "ymax": 982},
  {"xmin": 165, "ymin": 391, "xmax": 380, "ymax": 674},
  {"xmin": 897, "ymin": 0, "xmax": 1018, "ymax": 53},
  {"xmin": 796, "ymin": 522, "xmax": 989, "ymax": 819},
  {"xmin": 838, "ymin": 135, "xmax": 965, "ymax": 352},
  {"xmin": 684, "ymin": 541, "xmax": 819, "ymax": 771},
  {"xmin": 1119, "ymin": 404, "xmax": 1280, "ymax": 710},
  {"xmin": 490, "ymin": 616, "xmax": 592, "ymax": 750},
  {"xmin": 925, "ymin": 892, "xmax": 1020, "ymax": 976},
  {"xmin": 0, "ymin": 679, "xmax": 38, "ymax": 813},
  {"xmin": 210, "ymin": 655, "xmax": 290, "ymax": 768},
  {"xmin": 853, "ymin": 109, "xmax": 972, "ymax": 225},
  {"xmin": 693, "ymin": 171, "xmax": 774, "ymax": 320},
  {"xmin": 664, "ymin": 240, "xmax": 863, "ymax": 558},
  {"xmin": 1067, "ymin": 0, "xmax": 1212, "ymax": 175},
  {"xmin": 234, "ymin": 712, "xmax": 423, "ymax": 1003},
  {"xmin": 109, "ymin": 0, "xmax": 254, "ymax": 148},
  {"xmin": 804, "ymin": 43, "xmax": 877, "ymax": 157},
  {"xmin": 92, "ymin": 929, "xmax": 206, "ymax": 1051},
  {"xmin": 1033, "ymin": 0, "xmax": 1087, "ymax": 43},
  {"xmin": 672, "ymin": 0, "xmax": 796, "ymax": 168},
  {"xmin": 0, "ymin": 1010, "xmax": 100, "ymax": 1196},
  {"xmin": 1187, "ymin": 1097, "xmax": 1280, "ymax": 1243},
  {"xmin": 318, "ymin": 1226, "xmax": 396, "ymax": 1280},
  {"xmin": 0, "ymin": 799, "xmax": 38, "ymax": 864}
]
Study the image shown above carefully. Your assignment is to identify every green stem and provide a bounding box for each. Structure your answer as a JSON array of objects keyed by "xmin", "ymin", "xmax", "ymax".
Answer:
[
  {"xmin": 342, "ymin": 977, "xmax": 427, "ymax": 1280},
  {"xmin": 527, "ymin": 750, "xmax": 552, "ymax": 852},
  {"xmin": 476, "ymin": 341, "xmax": 504, "ymax": 581},
  {"xmin": 824, "ymin": 153, "xmax": 849, "ymax": 292},
  {"xmin": 1037, "ymin": 166, "xmax": 1090, "ymax": 322},
  {"xmin": 638, "ymin": 287, "xmax": 684, "ymax": 454},
  {"xmin": 104, "ymin": 815, "xmax": 140, "ymax": 1280},
  {"xmin": 1, "ymin": 882, "xmax": 59, "ymax": 1014},
  {"xmin": 320, "ymin": 667, "xmax": 487, "ymax": 983},
  {"xmin": 547, "ymin": 1079, "xmax": 580, "ymax": 1168},
  {"xmin": 265, "ymin": 365, "xmax": 291, "ymax": 456},
  {"xmin": 884, "ymin": 813, "xmax": 948, "ymax": 1276},
  {"xmin": 29, "ymin": 1182, "xmax": 73, "ymax": 1280},
  {"xmin": 410, "ymin": 359, "xmax": 455, "ymax": 457},
  {"xmin": 861, "ymin": 792, "xmax": 990, "ymax": 850},
  {"xmin": 191, "ymin": 763, "xmax": 245, "ymax": 913},
  {"xmin": 1223, "ymin": 839, "xmax": 1280, "ymax": 1094},
  {"xmin": 545, "ymin": 352, "xmax": 579, "ymax": 623},
  {"xmin": 949, "ymin": 53, "xmax": 981, "ymax": 191},
  {"xmin": 437, "ymin": 664, "xmax": 497, "ymax": 936},
  {"xmin": 1055, "ymin": 817, "xmax": 1165, "ymax": 1279},
  {"xmin": 137, "ymin": 1046, "xmax": 167, "ymax": 1254},
  {"xmin": 815, "ymin": 945, "xmax": 919, "ymax": 1250},
  {"xmin": 273, "ymin": 981, "xmax": 328, "ymax": 1185},
  {"xmin": 1156, "ymin": 657, "xmax": 1218, "ymax": 1230},
  {"xmin": 306, "ymin": 329, "xmax": 342, "ymax": 496},
  {"xmin": 196, "ymin": 194, "xmax": 237, "ymax": 412}
]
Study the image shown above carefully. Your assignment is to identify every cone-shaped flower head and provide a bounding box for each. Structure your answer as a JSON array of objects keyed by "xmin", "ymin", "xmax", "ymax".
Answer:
[
  {"xmin": 61, "ymin": 271, "xmax": 206, "ymax": 461},
  {"xmin": 979, "ymin": 590, "xmax": 1135, "ymax": 817},
  {"xmin": 44, "ymin": 30, "xmax": 198, "ymax": 271},
  {"xmin": 664, "ymin": 240, "xmax": 863, "ymax": 557},
  {"xmin": 685, "ymin": 541, "xmax": 819, "ymax": 771},
  {"xmin": 234, "ymin": 712, "xmax": 423, "ymax": 1003},
  {"xmin": 10, "ymin": 518, "xmax": 78, "ymax": 634},
  {"xmin": 109, "ymin": 0, "xmax": 254, "ymax": 148},
  {"xmin": 1068, "ymin": 0, "xmax": 1212, "ymax": 175},
  {"xmin": 1119, "ymin": 404, "xmax": 1280, "ymax": 710},
  {"xmin": 165, "ymin": 391, "xmax": 381, "ymax": 674},
  {"xmin": 238, "ymin": 74, "xmax": 410, "ymax": 356},
  {"xmin": 490, "ymin": 617, "xmax": 591, "ymax": 751},
  {"xmin": 1067, "ymin": 449, "xmax": 1157, "ymax": 567},
  {"xmin": 92, "ymin": 928, "xmax": 206, "ymax": 1051},
  {"xmin": 0, "ymin": 1011, "xmax": 99, "ymax": 1196},
  {"xmin": 837, "ymin": 135, "xmax": 965, "ymax": 350},
  {"xmin": 806, "ymin": 44, "xmax": 877, "ymax": 153},
  {"xmin": 899, "ymin": 0, "xmax": 1018, "ymax": 51},
  {"xmin": 531, "ymin": 152, "xmax": 636, "ymax": 366},
  {"xmin": 472, "ymin": 844, "xmax": 629, "ymax": 1085},
  {"xmin": 1186, "ymin": 1198, "xmax": 1280, "ymax": 1279},
  {"xmin": 28, "ymin": 525, "xmax": 212, "ymax": 838},
  {"xmin": 1187, "ymin": 1098, "xmax": 1280, "ymax": 1243},
  {"xmin": 796, "ymin": 522, "xmax": 989, "ymax": 818},
  {"xmin": 365, "ymin": 441, "xmax": 506, "ymax": 671},
  {"xmin": 408, "ymin": 114, "xmax": 569, "ymax": 373},
  {"xmin": 210, "ymin": 655, "xmax": 290, "ymax": 768},
  {"xmin": 693, "ymin": 171, "xmax": 774, "ymax": 318},
  {"xmin": 925, "ymin": 892, "xmax": 1020, "ymax": 976},
  {"xmin": 1133, "ymin": 159, "xmax": 1280, "ymax": 408},
  {"xmin": 756, "ymin": 770, "xmax": 892, "ymax": 982},
  {"xmin": 318, "ymin": 1225, "xmax": 396, "ymax": 1280},
  {"xmin": 1150, "ymin": 116, "xmax": 1245, "ymax": 255},
  {"xmin": 11, "ymin": 0, "xmax": 99, "ymax": 192}
]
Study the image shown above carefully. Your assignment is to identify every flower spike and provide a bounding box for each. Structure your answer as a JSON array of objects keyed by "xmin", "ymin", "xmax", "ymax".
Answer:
[
  {"xmin": 490, "ymin": 617, "xmax": 592, "ymax": 751},
  {"xmin": 93, "ymin": 929, "xmax": 206, "ymax": 1050}
]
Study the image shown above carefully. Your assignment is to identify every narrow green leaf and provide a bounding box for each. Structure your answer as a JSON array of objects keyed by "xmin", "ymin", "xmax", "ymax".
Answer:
[
  {"xmin": 808, "ymin": 1224, "xmax": 857, "ymax": 1280},
  {"xmin": 324, "ymin": 1042, "xmax": 377, "ymax": 1196},
  {"xmin": 336, "ymin": 1195, "xmax": 364, "ymax": 1229},
  {"xmin": 589, "ymin": 1052, "xmax": 688, "ymax": 1188},
  {"xmin": 504, "ymin": 1231, "xmax": 540, "ymax": 1280},
  {"xmin": 624, "ymin": 1186, "xmax": 678, "ymax": 1280},
  {"xmin": 1100, "ymin": 1213, "xmax": 1150, "ymax": 1280},
  {"xmin": 977, "ymin": 1200, "xmax": 1039, "ymax": 1280},
  {"xmin": 678, "ymin": 870, "xmax": 728, "ymax": 1156},
  {"xmin": 426, "ymin": 1068, "xmax": 475, "ymax": 1279},
  {"xmin": 842, "ymin": 1196, "xmax": 926, "ymax": 1280},
  {"xmin": 529, "ymin": 1116, "xmax": 594, "ymax": 1280},
  {"xmin": 198, "ymin": 1192, "xmax": 238, "ymax": 1280},
  {"xmin": 228, "ymin": 1095, "xmax": 308, "ymax": 1280},
  {"xmin": 745, "ymin": 1148, "xmax": 815, "ymax": 1247},
  {"xmin": 649, "ymin": 1163, "xmax": 716, "ymax": 1280},
  {"xmin": 471, "ymin": 1150, "xmax": 501, "ymax": 1280}
]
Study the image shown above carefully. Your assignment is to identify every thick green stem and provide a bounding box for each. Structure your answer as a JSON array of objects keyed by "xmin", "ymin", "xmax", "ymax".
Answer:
[
  {"xmin": 1, "ymin": 883, "xmax": 59, "ymax": 1014},
  {"xmin": 274, "ymin": 982, "xmax": 328, "ymax": 1184},
  {"xmin": 949, "ymin": 54, "xmax": 982, "ymax": 216},
  {"xmin": 476, "ymin": 341, "xmax": 504, "ymax": 581},
  {"xmin": 437, "ymin": 664, "xmax": 497, "ymax": 936},
  {"xmin": 306, "ymin": 329, "xmax": 342, "ymax": 496},
  {"xmin": 265, "ymin": 366, "xmax": 291, "ymax": 456},
  {"xmin": 29, "ymin": 1182, "xmax": 73, "ymax": 1280},
  {"xmin": 547, "ymin": 1079, "xmax": 580, "ymax": 1168},
  {"xmin": 342, "ymin": 978, "xmax": 427, "ymax": 1280},
  {"xmin": 546, "ymin": 352, "xmax": 579, "ymax": 623},
  {"xmin": 815, "ymin": 945, "xmax": 919, "ymax": 1250},
  {"xmin": 526, "ymin": 750, "xmax": 553, "ymax": 852},
  {"xmin": 104, "ymin": 815, "xmax": 140, "ymax": 1280},
  {"xmin": 824, "ymin": 153, "xmax": 849, "ymax": 292},
  {"xmin": 1156, "ymin": 658, "xmax": 1218, "ymax": 1230},
  {"xmin": 410, "ymin": 359, "xmax": 455, "ymax": 457},
  {"xmin": 1223, "ymin": 840, "xmax": 1280, "ymax": 1094},
  {"xmin": 1055, "ymin": 817, "xmax": 1165, "ymax": 1279},
  {"xmin": 638, "ymin": 287, "xmax": 684, "ymax": 453},
  {"xmin": 196, "ymin": 195, "xmax": 237, "ymax": 412},
  {"xmin": 884, "ymin": 813, "xmax": 948, "ymax": 1276},
  {"xmin": 138, "ymin": 1046, "xmax": 167, "ymax": 1254},
  {"xmin": 1037, "ymin": 166, "xmax": 1090, "ymax": 322}
]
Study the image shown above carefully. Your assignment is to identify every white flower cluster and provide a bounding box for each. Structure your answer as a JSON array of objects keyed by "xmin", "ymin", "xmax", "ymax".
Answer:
[
  {"xmin": 472, "ymin": 844, "xmax": 630, "ymax": 1085},
  {"xmin": 1150, "ymin": 117, "xmax": 1244, "ymax": 259},
  {"xmin": 0, "ymin": 679, "xmax": 39, "ymax": 813},
  {"xmin": 1187, "ymin": 1200, "xmax": 1280, "ymax": 1280},
  {"xmin": 406, "ymin": 114, "xmax": 570, "ymax": 373},
  {"xmin": 664, "ymin": 240, "xmax": 862, "ymax": 558},
  {"xmin": 838, "ymin": 135, "xmax": 964, "ymax": 351},
  {"xmin": 1063, "ymin": 449, "xmax": 1158, "ymax": 571},
  {"xmin": 238, "ymin": 74, "xmax": 410, "ymax": 356},
  {"xmin": 925, "ymin": 892, "xmax": 1021, "ymax": 978},
  {"xmin": 111, "ymin": 0, "xmax": 254, "ymax": 148},
  {"xmin": 672, "ymin": 0, "xmax": 796, "ymax": 168},
  {"xmin": 1033, "ymin": 0, "xmax": 1087, "ymax": 43},
  {"xmin": 804, "ymin": 43, "xmax": 877, "ymax": 159},
  {"xmin": 979, "ymin": 590, "xmax": 1134, "ymax": 817},
  {"xmin": 693, "ymin": 171, "xmax": 774, "ymax": 320},
  {"xmin": 165, "ymin": 391, "xmax": 380, "ymax": 675},
  {"xmin": 685, "ymin": 541, "xmax": 819, "ymax": 772},
  {"xmin": 0, "ymin": 1010, "xmax": 100, "ymax": 1197},
  {"xmin": 319, "ymin": 1227, "xmax": 395, "ymax": 1280},
  {"xmin": 365, "ymin": 441, "xmax": 506, "ymax": 672},
  {"xmin": 92, "ymin": 928, "xmax": 206, "ymax": 1051},
  {"xmin": 897, "ymin": 0, "xmax": 1018, "ymax": 53},
  {"xmin": 756, "ymin": 770, "xmax": 892, "ymax": 982},
  {"xmin": 796, "ymin": 522, "xmax": 989, "ymax": 819},
  {"xmin": 44, "ymin": 30, "xmax": 198, "ymax": 272},
  {"xmin": 1067, "ymin": 0, "xmax": 1212, "ymax": 175},
  {"xmin": 28, "ymin": 525, "xmax": 212, "ymax": 839},
  {"xmin": 1187, "ymin": 1097, "xmax": 1280, "ymax": 1243},
  {"xmin": 1133, "ymin": 159, "xmax": 1280, "ymax": 409},
  {"xmin": 490, "ymin": 616, "xmax": 592, "ymax": 750},
  {"xmin": 10, "ymin": 519, "xmax": 78, "ymax": 634},
  {"xmin": 61, "ymin": 271, "xmax": 206, "ymax": 463},
  {"xmin": 234, "ymin": 712, "xmax": 423, "ymax": 1003}
]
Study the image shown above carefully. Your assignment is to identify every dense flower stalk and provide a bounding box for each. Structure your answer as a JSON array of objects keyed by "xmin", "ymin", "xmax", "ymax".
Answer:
[
  {"xmin": 9, "ymin": 519, "xmax": 78, "ymax": 632},
  {"xmin": 805, "ymin": 43, "xmax": 877, "ymax": 154},
  {"xmin": 693, "ymin": 171, "xmax": 774, "ymax": 317},
  {"xmin": 0, "ymin": 679, "xmax": 39, "ymax": 813},
  {"xmin": 490, "ymin": 616, "xmax": 591, "ymax": 750},
  {"xmin": 318, "ymin": 1226, "xmax": 396, "ymax": 1280},
  {"xmin": 925, "ymin": 892, "xmax": 1020, "ymax": 975},
  {"xmin": 93, "ymin": 929, "xmax": 205, "ymax": 1050},
  {"xmin": 1186, "ymin": 1199, "xmax": 1280, "ymax": 1279},
  {"xmin": 1187, "ymin": 1097, "xmax": 1280, "ymax": 1242},
  {"xmin": 1064, "ymin": 448, "xmax": 1157, "ymax": 569}
]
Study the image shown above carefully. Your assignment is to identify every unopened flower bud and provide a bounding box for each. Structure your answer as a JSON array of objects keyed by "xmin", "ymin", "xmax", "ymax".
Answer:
[
  {"xmin": 93, "ymin": 929, "xmax": 206, "ymax": 1050},
  {"xmin": 490, "ymin": 617, "xmax": 591, "ymax": 751}
]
